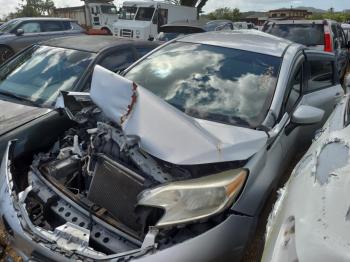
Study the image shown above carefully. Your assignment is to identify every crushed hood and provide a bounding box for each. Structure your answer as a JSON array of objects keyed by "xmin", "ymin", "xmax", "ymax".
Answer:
[
  {"xmin": 0, "ymin": 100, "xmax": 50, "ymax": 136},
  {"xmin": 90, "ymin": 65, "xmax": 267, "ymax": 165}
]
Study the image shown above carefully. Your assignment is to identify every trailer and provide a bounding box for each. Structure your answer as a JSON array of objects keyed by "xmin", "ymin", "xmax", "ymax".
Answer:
[
  {"xmin": 113, "ymin": 1, "xmax": 197, "ymax": 40},
  {"xmin": 54, "ymin": 0, "xmax": 118, "ymax": 35}
]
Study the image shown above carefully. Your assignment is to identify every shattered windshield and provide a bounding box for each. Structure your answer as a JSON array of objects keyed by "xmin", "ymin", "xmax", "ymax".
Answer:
[
  {"xmin": 0, "ymin": 19, "xmax": 20, "ymax": 33},
  {"xmin": 0, "ymin": 45, "xmax": 95, "ymax": 106},
  {"xmin": 125, "ymin": 42, "xmax": 281, "ymax": 128}
]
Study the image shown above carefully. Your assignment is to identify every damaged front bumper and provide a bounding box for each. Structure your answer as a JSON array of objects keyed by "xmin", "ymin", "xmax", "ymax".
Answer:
[{"xmin": 0, "ymin": 141, "xmax": 255, "ymax": 261}]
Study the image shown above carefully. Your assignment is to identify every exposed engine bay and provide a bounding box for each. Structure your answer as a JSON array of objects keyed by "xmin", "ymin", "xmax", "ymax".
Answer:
[
  {"xmin": 29, "ymin": 105, "xmax": 192, "ymax": 238},
  {"xmin": 10, "ymin": 102, "xmax": 242, "ymax": 257},
  {"xmin": 5, "ymin": 67, "xmax": 250, "ymax": 258}
]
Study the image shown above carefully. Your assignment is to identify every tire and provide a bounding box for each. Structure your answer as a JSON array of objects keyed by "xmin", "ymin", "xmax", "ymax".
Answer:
[
  {"xmin": 0, "ymin": 46, "xmax": 14, "ymax": 64},
  {"xmin": 102, "ymin": 28, "xmax": 112, "ymax": 35}
]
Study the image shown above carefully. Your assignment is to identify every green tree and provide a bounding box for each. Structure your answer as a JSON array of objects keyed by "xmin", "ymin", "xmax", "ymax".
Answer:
[
  {"xmin": 10, "ymin": 0, "xmax": 56, "ymax": 18},
  {"xmin": 207, "ymin": 7, "xmax": 241, "ymax": 21},
  {"xmin": 310, "ymin": 11, "xmax": 350, "ymax": 22}
]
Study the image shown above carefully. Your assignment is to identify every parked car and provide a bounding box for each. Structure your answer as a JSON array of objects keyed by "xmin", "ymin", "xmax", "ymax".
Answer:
[
  {"xmin": 0, "ymin": 35, "xmax": 159, "ymax": 156},
  {"xmin": 262, "ymin": 79, "xmax": 350, "ymax": 262},
  {"xmin": 0, "ymin": 17, "xmax": 86, "ymax": 64},
  {"xmin": 233, "ymin": 21, "xmax": 256, "ymax": 29},
  {"xmin": 263, "ymin": 20, "xmax": 350, "ymax": 80},
  {"xmin": 157, "ymin": 20, "xmax": 234, "ymax": 42},
  {"xmin": 0, "ymin": 30, "xmax": 344, "ymax": 261},
  {"xmin": 342, "ymin": 23, "xmax": 350, "ymax": 39},
  {"xmin": 342, "ymin": 23, "xmax": 350, "ymax": 61}
]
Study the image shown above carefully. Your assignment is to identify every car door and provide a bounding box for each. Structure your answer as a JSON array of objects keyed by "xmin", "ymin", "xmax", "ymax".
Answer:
[
  {"xmin": 303, "ymin": 50, "xmax": 343, "ymax": 117},
  {"xmin": 331, "ymin": 23, "xmax": 348, "ymax": 77},
  {"xmin": 336, "ymin": 24, "xmax": 348, "ymax": 77},
  {"xmin": 279, "ymin": 51, "xmax": 342, "ymax": 159},
  {"xmin": 278, "ymin": 52, "xmax": 307, "ymax": 158},
  {"xmin": 9, "ymin": 21, "xmax": 45, "ymax": 52}
]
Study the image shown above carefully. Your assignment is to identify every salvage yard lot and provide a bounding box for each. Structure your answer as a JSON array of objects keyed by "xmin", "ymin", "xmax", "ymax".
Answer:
[{"xmin": 0, "ymin": 7, "xmax": 350, "ymax": 260}]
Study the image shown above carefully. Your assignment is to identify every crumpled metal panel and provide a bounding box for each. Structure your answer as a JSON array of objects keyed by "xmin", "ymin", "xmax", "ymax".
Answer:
[
  {"xmin": 263, "ymin": 97, "xmax": 350, "ymax": 262},
  {"xmin": 90, "ymin": 65, "xmax": 268, "ymax": 165}
]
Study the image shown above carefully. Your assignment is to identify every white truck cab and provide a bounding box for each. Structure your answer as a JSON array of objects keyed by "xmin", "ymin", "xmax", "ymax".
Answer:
[
  {"xmin": 113, "ymin": 1, "xmax": 197, "ymax": 40},
  {"xmin": 88, "ymin": 2, "xmax": 118, "ymax": 33},
  {"xmin": 55, "ymin": 1, "xmax": 118, "ymax": 34}
]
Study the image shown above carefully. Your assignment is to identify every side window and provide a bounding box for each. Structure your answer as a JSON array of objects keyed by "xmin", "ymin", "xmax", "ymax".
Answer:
[
  {"xmin": 307, "ymin": 60, "xmax": 333, "ymax": 92},
  {"xmin": 284, "ymin": 65, "xmax": 302, "ymax": 113},
  {"xmin": 18, "ymin": 22, "xmax": 41, "ymax": 33},
  {"xmin": 331, "ymin": 24, "xmax": 339, "ymax": 48},
  {"xmin": 158, "ymin": 9, "xmax": 168, "ymax": 26},
  {"xmin": 99, "ymin": 48, "xmax": 135, "ymax": 72},
  {"xmin": 62, "ymin": 21, "xmax": 72, "ymax": 30},
  {"xmin": 70, "ymin": 22, "xmax": 83, "ymax": 31},
  {"xmin": 345, "ymin": 98, "xmax": 350, "ymax": 127},
  {"xmin": 42, "ymin": 21, "xmax": 64, "ymax": 32},
  {"xmin": 135, "ymin": 46, "xmax": 153, "ymax": 58},
  {"xmin": 152, "ymin": 10, "xmax": 158, "ymax": 25},
  {"xmin": 337, "ymin": 26, "xmax": 346, "ymax": 48}
]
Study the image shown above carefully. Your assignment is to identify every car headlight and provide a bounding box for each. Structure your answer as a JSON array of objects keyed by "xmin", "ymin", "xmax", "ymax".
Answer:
[
  {"xmin": 138, "ymin": 169, "xmax": 247, "ymax": 227},
  {"xmin": 136, "ymin": 30, "xmax": 140, "ymax": 35}
]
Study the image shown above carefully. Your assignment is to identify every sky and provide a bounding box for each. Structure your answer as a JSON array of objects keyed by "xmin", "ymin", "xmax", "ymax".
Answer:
[{"xmin": 0, "ymin": 0, "xmax": 347, "ymax": 17}]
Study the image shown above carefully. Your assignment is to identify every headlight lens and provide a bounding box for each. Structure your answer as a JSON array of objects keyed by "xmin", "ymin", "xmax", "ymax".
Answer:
[
  {"xmin": 136, "ymin": 30, "xmax": 141, "ymax": 35},
  {"xmin": 138, "ymin": 169, "xmax": 247, "ymax": 227}
]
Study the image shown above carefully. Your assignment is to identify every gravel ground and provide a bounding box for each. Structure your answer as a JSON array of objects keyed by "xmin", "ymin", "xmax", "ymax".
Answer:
[{"xmin": 0, "ymin": 223, "xmax": 22, "ymax": 262}]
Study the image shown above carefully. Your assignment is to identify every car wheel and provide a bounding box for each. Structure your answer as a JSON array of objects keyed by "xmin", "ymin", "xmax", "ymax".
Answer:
[
  {"xmin": 0, "ymin": 46, "xmax": 14, "ymax": 64},
  {"xmin": 102, "ymin": 28, "xmax": 112, "ymax": 35}
]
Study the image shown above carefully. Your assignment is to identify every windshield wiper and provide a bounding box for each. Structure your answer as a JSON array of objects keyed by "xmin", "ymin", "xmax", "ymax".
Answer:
[{"xmin": 0, "ymin": 91, "xmax": 41, "ymax": 107}]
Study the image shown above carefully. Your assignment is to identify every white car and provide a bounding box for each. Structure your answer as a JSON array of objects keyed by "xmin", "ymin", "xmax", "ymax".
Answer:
[{"xmin": 262, "ymin": 77, "xmax": 350, "ymax": 262}]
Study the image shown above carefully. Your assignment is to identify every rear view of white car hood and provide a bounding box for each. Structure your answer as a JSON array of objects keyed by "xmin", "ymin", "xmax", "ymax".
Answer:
[{"xmin": 90, "ymin": 65, "xmax": 267, "ymax": 165}]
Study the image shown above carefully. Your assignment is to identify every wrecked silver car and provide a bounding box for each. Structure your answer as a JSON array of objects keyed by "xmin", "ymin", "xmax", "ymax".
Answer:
[
  {"xmin": 0, "ymin": 31, "xmax": 345, "ymax": 261},
  {"xmin": 262, "ymin": 90, "xmax": 350, "ymax": 262}
]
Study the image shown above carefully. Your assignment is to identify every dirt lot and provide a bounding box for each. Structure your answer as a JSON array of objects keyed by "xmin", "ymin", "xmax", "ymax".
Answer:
[{"xmin": 0, "ymin": 223, "xmax": 22, "ymax": 262}]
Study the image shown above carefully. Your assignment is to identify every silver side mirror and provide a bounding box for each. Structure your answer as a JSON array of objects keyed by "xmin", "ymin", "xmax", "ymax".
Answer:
[
  {"xmin": 292, "ymin": 105, "xmax": 324, "ymax": 125},
  {"xmin": 16, "ymin": 28, "xmax": 24, "ymax": 36}
]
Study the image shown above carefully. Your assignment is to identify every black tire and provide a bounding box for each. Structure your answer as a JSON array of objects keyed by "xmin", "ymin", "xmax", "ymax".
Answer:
[
  {"xmin": 0, "ymin": 46, "xmax": 14, "ymax": 64},
  {"xmin": 102, "ymin": 28, "xmax": 112, "ymax": 35}
]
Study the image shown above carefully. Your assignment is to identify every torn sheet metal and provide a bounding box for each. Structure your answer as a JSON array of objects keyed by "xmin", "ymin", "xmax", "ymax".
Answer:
[
  {"xmin": 90, "ymin": 65, "xmax": 268, "ymax": 165},
  {"xmin": 262, "ymin": 96, "xmax": 350, "ymax": 262}
]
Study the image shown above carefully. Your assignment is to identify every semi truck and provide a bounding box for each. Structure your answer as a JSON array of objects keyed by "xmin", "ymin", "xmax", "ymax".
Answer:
[
  {"xmin": 113, "ymin": 1, "xmax": 197, "ymax": 40},
  {"xmin": 54, "ymin": 0, "xmax": 118, "ymax": 35}
]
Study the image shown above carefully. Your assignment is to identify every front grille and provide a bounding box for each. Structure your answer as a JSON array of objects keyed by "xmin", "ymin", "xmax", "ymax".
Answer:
[{"xmin": 120, "ymin": 29, "xmax": 133, "ymax": 38}]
